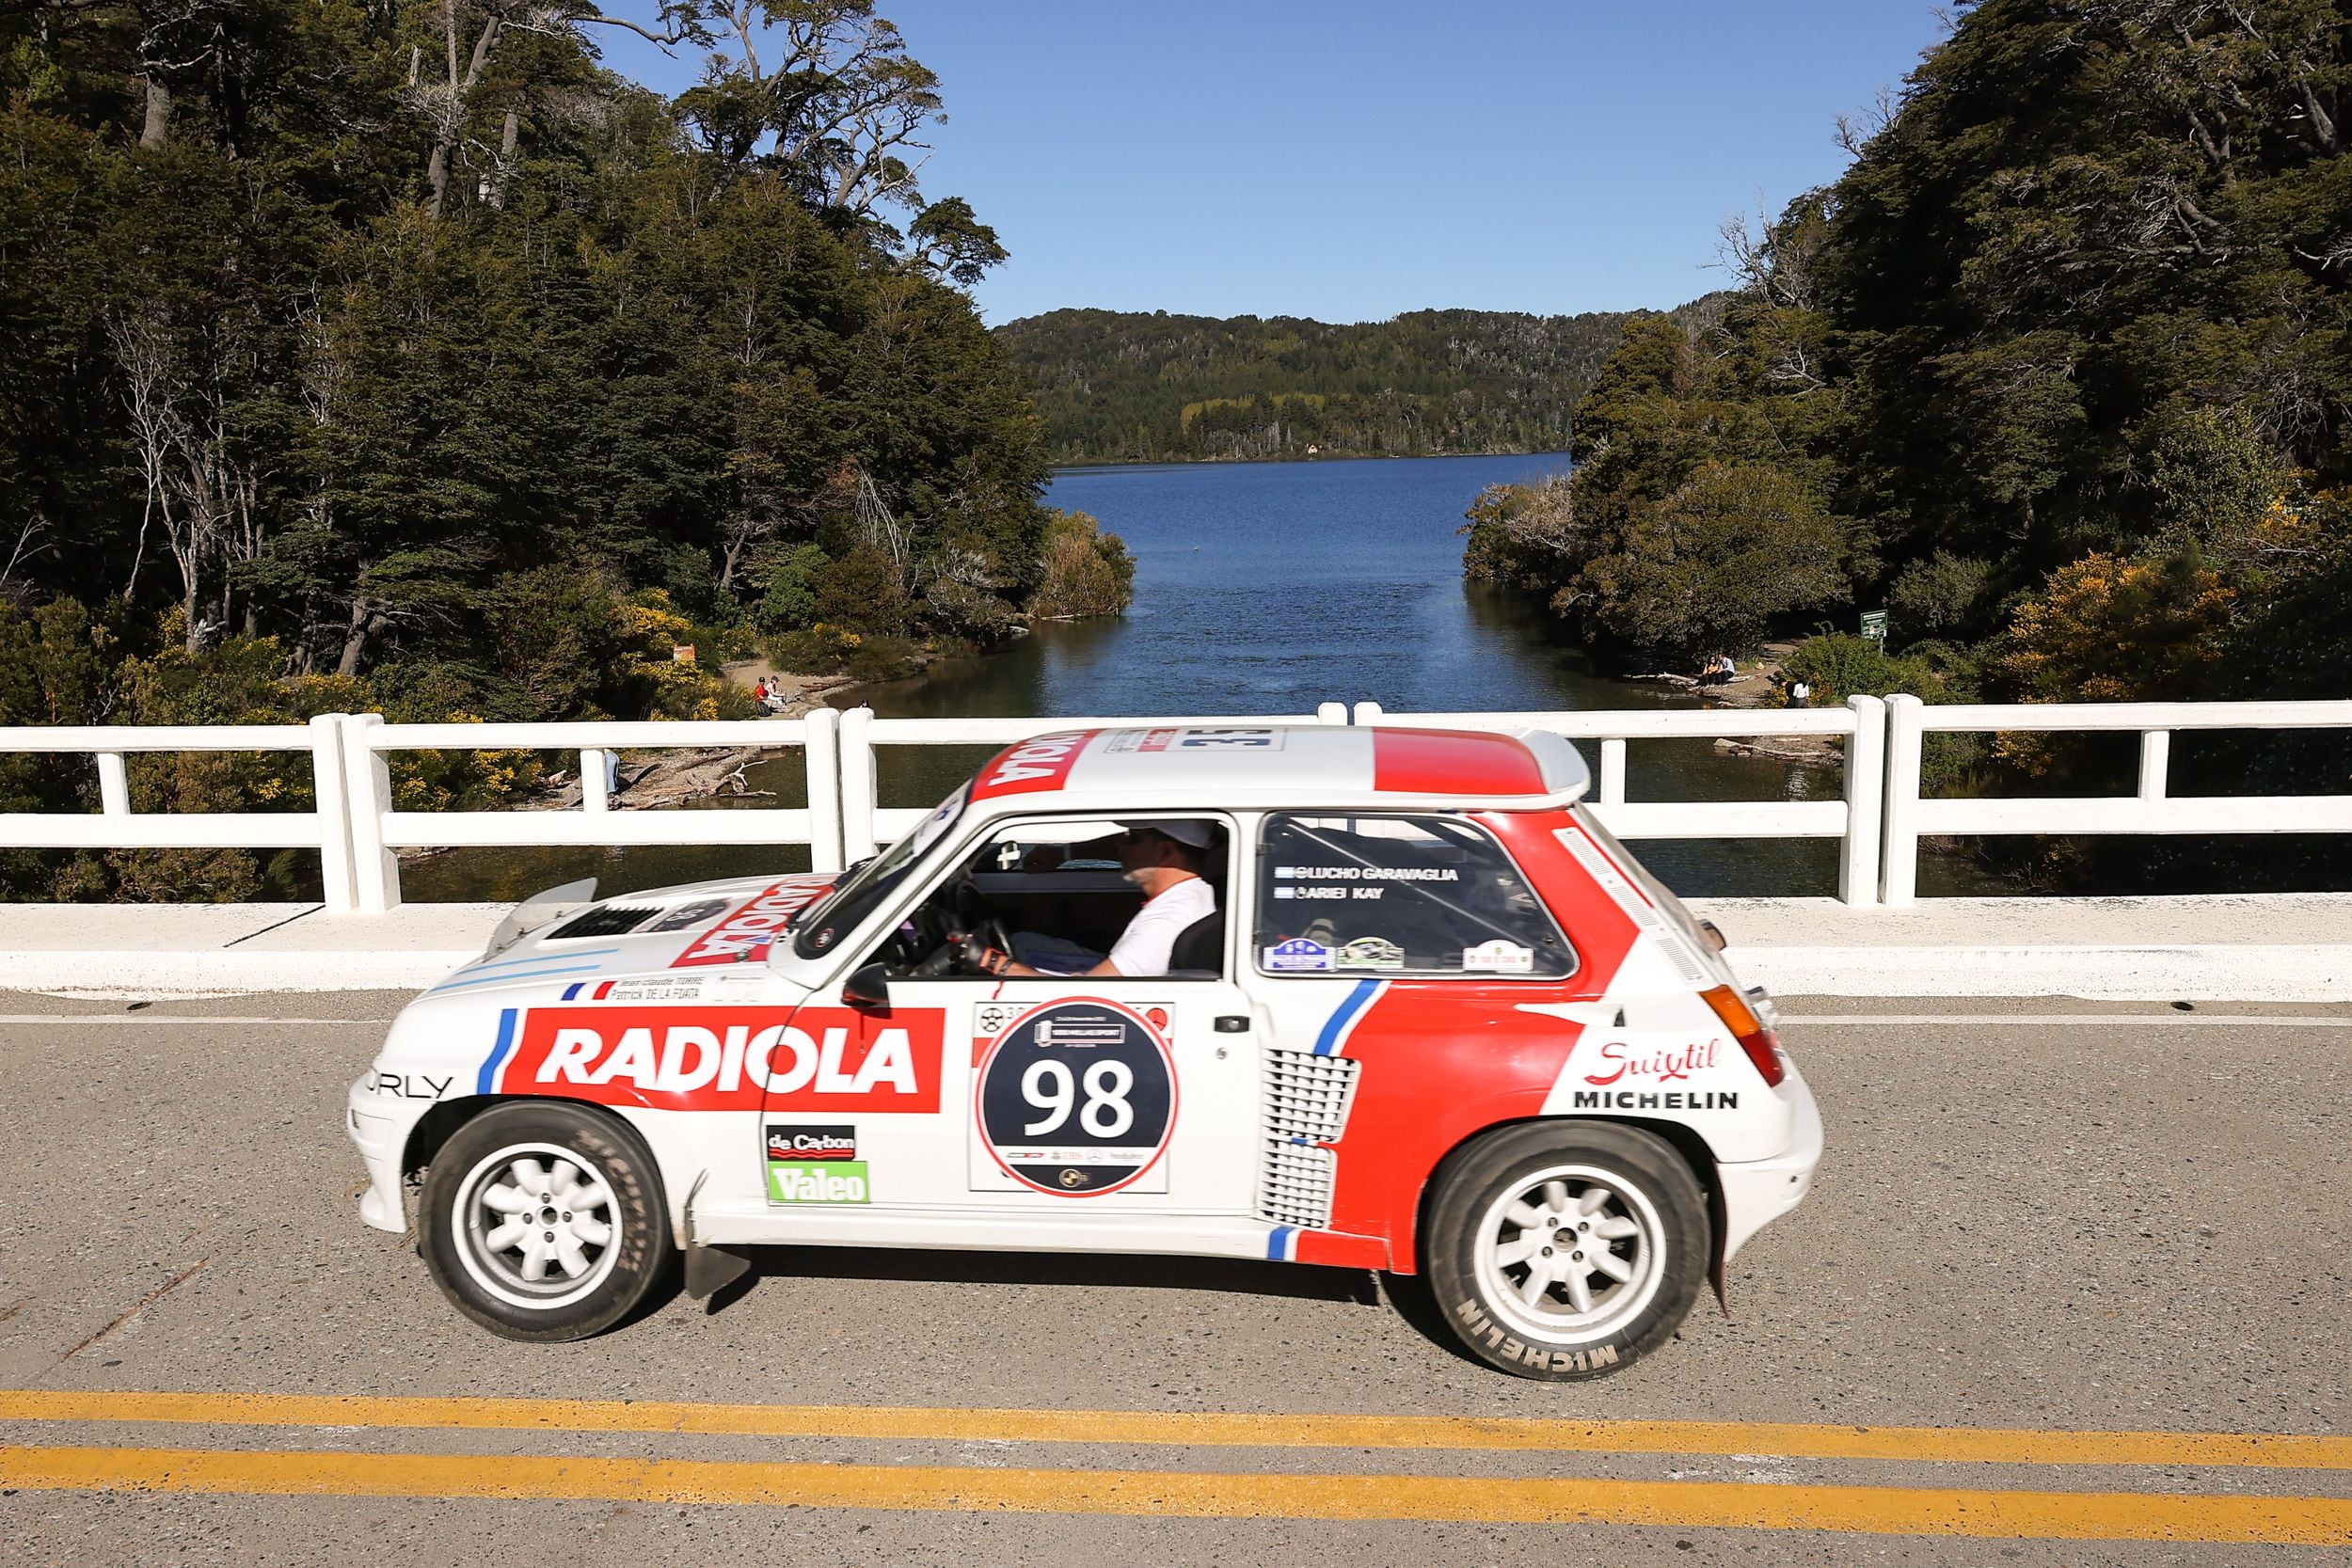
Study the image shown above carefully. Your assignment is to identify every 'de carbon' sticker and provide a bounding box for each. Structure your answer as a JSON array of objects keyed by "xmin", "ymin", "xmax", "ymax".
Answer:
[{"xmin": 974, "ymin": 999, "xmax": 1176, "ymax": 1196}]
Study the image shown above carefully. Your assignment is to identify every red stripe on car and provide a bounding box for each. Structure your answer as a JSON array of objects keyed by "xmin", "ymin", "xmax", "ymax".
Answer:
[{"xmin": 1370, "ymin": 728, "xmax": 1548, "ymax": 796}]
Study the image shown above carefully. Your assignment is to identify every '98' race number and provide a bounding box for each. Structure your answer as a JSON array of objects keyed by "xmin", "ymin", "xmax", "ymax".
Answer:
[{"xmin": 977, "ymin": 1000, "xmax": 1175, "ymax": 1196}]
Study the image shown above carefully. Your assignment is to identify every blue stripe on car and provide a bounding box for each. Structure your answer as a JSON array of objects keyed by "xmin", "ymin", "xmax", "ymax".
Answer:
[
  {"xmin": 451, "ymin": 945, "xmax": 622, "ymax": 976},
  {"xmin": 1265, "ymin": 1226, "xmax": 1295, "ymax": 1261},
  {"xmin": 429, "ymin": 964, "xmax": 606, "ymax": 994},
  {"xmin": 476, "ymin": 1007, "xmax": 519, "ymax": 1095},
  {"xmin": 1312, "ymin": 979, "xmax": 1380, "ymax": 1056}
]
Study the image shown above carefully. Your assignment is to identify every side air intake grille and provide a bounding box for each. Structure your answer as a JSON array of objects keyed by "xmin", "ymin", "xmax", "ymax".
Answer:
[
  {"xmin": 1258, "ymin": 1048, "xmax": 1360, "ymax": 1230},
  {"xmin": 545, "ymin": 905, "xmax": 662, "ymax": 940}
]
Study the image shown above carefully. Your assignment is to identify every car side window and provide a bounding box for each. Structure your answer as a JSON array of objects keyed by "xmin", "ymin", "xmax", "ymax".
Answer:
[
  {"xmin": 1253, "ymin": 814, "xmax": 1575, "ymax": 979},
  {"xmin": 869, "ymin": 816, "xmax": 1231, "ymax": 981}
]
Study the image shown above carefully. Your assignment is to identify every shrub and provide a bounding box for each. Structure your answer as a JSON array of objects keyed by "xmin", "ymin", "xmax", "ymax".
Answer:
[{"xmin": 1027, "ymin": 511, "xmax": 1135, "ymax": 620}]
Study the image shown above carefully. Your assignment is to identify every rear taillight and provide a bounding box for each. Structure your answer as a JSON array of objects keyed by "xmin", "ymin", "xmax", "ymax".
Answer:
[{"xmin": 1701, "ymin": 984, "xmax": 1787, "ymax": 1087}]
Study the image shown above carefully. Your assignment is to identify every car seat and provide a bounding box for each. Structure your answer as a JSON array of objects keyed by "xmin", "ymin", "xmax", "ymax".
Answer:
[{"xmin": 1167, "ymin": 909, "xmax": 1226, "ymax": 980}]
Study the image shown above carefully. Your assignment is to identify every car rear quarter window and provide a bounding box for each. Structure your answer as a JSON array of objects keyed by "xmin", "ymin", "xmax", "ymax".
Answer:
[{"xmin": 1253, "ymin": 814, "xmax": 1575, "ymax": 979}]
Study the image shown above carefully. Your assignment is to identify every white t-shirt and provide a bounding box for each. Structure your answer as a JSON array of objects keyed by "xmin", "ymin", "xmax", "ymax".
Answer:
[{"xmin": 1106, "ymin": 876, "xmax": 1217, "ymax": 977}]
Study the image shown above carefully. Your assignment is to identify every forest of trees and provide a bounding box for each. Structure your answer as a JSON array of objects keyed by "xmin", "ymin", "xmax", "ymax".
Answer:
[
  {"xmin": 994, "ymin": 305, "xmax": 1725, "ymax": 465},
  {"xmin": 0, "ymin": 0, "xmax": 1129, "ymax": 900},
  {"xmin": 1466, "ymin": 0, "xmax": 2351, "ymax": 889}
]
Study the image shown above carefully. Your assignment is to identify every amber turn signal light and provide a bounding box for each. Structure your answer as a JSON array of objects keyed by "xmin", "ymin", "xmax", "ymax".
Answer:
[{"xmin": 1700, "ymin": 984, "xmax": 1787, "ymax": 1087}]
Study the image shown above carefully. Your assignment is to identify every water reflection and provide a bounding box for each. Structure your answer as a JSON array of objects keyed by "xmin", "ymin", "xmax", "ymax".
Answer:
[{"xmin": 408, "ymin": 454, "xmax": 2001, "ymax": 901}]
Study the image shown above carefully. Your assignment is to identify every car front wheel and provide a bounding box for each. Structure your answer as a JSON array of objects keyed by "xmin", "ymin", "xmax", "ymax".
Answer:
[
  {"xmin": 1424, "ymin": 1120, "xmax": 1708, "ymax": 1379},
  {"xmin": 419, "ymin": 1101, "xmax": 675, "ymax": 1340}
]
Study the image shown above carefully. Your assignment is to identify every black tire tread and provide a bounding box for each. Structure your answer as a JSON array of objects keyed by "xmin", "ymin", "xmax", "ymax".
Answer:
[
  {"xmin": 418, "ymin": 1100, "xmax": 675, "ymax": 1342},
  {"xmin": 1423, "ymin": 1119, "xmax": 1709, "ymax": 1380}
]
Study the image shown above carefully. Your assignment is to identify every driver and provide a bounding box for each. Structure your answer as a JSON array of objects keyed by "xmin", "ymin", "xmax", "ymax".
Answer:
[{"xmin": 967, "ymin": 821, "xmax": 1216, "ymax": 979}]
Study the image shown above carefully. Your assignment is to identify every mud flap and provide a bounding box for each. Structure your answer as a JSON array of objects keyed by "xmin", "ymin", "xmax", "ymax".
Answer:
[
  {"xmin": 1707, "ymin": 1179, "xmax": 1731, "ymax": 1316},
  {"xmin": 683, "ymin": 1243, "xmax": 751, "ymax": 1301},
  {"xmin": 677, "ymin": 1166, "xmax": 751, "ymax": 1301}
]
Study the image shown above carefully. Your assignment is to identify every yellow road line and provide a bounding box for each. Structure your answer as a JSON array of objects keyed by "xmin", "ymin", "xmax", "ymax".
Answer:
[
  {"xmin": 1, "ymin": 1443, "xmax": 2346, "ymax": 1542},
  {"xmin": 2, "ymin": 1390, "xmax": 2346, "ymax": 1471}
]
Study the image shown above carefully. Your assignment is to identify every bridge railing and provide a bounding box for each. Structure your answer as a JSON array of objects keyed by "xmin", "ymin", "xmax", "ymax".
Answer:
[
  {"xmin": 1880, "ymin": 695, "xmax": 2352, "ymax": 905},
  {"xmin": 337, "ymin": 711, "xmax": 841, "ymax": 912},
  {"xmin": 1352, "ymin": 698, "xmax": 1888, "ymax": 906},
  {"xmin": 0, "ymin": 717, "xmax": 357, "ymax": 909},
  {"xmin": 0, "ymin": 698, "xmax": 2344, "ymax": 913}
]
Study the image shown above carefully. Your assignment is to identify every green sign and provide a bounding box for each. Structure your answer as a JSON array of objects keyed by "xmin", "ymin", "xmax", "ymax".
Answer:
[
  {"xmin": 769, "ymin": 1160, "xmax": 870, "ymax": 1204},
  {"xmin": 1860, "ymin": 610, "xmax": 1888, "ymax": 641}
]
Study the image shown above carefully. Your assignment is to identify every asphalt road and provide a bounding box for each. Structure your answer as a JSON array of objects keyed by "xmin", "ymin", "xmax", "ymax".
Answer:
[{"xmin": 0, "ymin": 990, "xmax": 2345, "ymax": 1565}]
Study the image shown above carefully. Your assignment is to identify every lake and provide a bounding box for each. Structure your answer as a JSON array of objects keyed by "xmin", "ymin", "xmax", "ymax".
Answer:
[{"xmin": 405, "ymin": 454, "xmax": 2000, "ymax": 901}]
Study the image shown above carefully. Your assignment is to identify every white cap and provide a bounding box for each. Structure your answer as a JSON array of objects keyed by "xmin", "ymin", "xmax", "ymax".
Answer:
[{"xmin": 1125, "ymin": 820, "xmax": 1216, "ymax": 850}]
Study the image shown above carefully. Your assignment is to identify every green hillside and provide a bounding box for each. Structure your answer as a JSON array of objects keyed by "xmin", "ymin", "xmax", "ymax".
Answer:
[{"xmin": 995, "ymin": 304, "xmax": 1728, "ymax": 465}]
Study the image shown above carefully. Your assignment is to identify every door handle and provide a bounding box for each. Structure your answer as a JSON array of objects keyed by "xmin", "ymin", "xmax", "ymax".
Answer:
[{"xmin": 1214, "ymin": 1016, "xmax": 1251, "ymax": 1034}]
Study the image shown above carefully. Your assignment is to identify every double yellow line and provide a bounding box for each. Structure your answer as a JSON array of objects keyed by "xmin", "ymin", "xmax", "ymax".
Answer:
[{"xmin": 2, "ymin": 1390, "xmax": 2346, "ymax": 1543}]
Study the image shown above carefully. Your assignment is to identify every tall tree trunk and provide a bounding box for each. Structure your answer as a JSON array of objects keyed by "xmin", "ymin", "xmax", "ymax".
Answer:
[
  {"xmin": 336, "ymin": 595, "xmax": 381, "ymax": 677},
  {"xmin": 139, "ymin": 75, "xmax": 172, "ymax": 148},
  {"xmin": 486, "ymin": 107, "xmax": 519, "ymax": 208}
]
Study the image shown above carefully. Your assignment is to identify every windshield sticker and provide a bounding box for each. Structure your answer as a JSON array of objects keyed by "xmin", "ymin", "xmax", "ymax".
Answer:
[
  {"xmin": 1335, "ymin": 936, "xmax": 1404, "ymax": 971},
  {"xmin": 1462, "ymin": 940, "xmax": 1535, "ymax": 974},
  {"xmin": 1263, "ymin": 937, "xmax": 1336, "ymax": 973},
  {"xmin": 974, "ymin": 731, "xmax": 1093, "ymax": 798},
  {"xmin": 973, "ymin": 999, "xmax": 1177, "ymax": 1197},
  {"xmin": 672, "ymin": 878, "xmax": 834, "ymax": 968}
]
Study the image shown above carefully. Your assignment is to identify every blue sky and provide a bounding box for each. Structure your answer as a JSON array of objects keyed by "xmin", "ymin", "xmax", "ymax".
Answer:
[{"xmin": 592, "ymin": 1, "xmax": 1950, "ymax": 325}]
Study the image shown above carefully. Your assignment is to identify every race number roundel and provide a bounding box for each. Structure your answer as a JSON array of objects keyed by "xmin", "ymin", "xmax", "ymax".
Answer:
[{"xmin": 975, "ymin": 998, "xmax": 1176, "ymax": 1197}]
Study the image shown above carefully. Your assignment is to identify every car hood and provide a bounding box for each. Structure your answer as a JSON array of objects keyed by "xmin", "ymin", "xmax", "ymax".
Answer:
[{"xmin": 428, "ymin": 871, "xmax": 840, "ymax": 999}]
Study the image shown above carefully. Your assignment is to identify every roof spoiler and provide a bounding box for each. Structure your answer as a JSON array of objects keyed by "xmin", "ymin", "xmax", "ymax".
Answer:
[{"xmin": 1509, "ymin": 729, "xmax": 1593, "ymax": 802}]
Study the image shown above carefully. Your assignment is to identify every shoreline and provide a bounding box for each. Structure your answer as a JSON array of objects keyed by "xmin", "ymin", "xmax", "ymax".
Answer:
[{"xmin": 1052, "ymin": 449, "xmax": 1571, "ymax": 474}]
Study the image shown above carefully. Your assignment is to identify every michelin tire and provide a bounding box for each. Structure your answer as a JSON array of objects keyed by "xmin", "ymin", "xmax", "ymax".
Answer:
[
  {"xmin": 420, "ymin": 1101, "xmax": 675, "ymax": 1340},
  {"xmin": 1425, "ymin": 1120, "xmax": 1708, "ymax": 1379}
]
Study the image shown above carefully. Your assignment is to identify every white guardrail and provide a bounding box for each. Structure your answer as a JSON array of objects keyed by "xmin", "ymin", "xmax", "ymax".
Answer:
[{"xmin": 0, "ymin": 697, "xmax": 2343, "ymax": 912}]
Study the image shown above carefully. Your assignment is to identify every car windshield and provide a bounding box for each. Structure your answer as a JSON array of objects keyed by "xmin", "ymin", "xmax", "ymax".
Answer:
[{"xmin": 791, "ymin": 782, "xmax": 969, "ymax": 959}]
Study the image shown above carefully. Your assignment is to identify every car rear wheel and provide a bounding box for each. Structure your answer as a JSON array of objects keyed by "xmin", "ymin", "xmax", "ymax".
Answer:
[
  {"xmin": 419, "ymin": 1101, "xmax": 674, "ymax": 1340},
  {"xmin": 1424, "ymin": 1120, "xmax": 1708, "ymax": 1379}
]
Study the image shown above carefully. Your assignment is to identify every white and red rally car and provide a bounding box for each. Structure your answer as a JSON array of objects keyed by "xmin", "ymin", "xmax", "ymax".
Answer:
[{"xmin": 348, "ymin": 724, "xmax": 1821, "ymax": 1378}]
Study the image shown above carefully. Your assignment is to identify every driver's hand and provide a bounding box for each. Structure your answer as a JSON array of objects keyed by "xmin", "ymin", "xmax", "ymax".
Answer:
[{"xmin": 948, "ymin": 930, "xmax": 1013, "ymax": 975}]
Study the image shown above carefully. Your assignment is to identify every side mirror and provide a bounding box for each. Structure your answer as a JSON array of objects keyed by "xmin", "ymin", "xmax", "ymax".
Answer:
[{"xmin": 843, "ymin": 962, "xmax": 892, "ymax": 1009}]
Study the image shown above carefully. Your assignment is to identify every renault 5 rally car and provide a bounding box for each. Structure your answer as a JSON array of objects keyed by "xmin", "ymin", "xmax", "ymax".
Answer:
[{"xmin": 347, "ymin": 724, "xmax": 1821, "ymax": 1379}]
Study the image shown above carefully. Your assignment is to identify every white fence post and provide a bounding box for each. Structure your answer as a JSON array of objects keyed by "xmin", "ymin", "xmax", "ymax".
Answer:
[
  {"xmin": 838, "ymin": 705, "xmax": 877, "ymax": 863},
  {"xmin": 95, "ymin": 752, "xmax": 130, "ymax": 816},
  {"xmin": 1880, "ymin": 693, "xmax": 1924, "ymax": 907},
  {"xmin": 2138, "ymin": 730, "xmax": 2171, "ymax": 801},
  {"xmin": 803, "ymin": 705, "xmax": 843, "ymax": 873},
  {"xmin": 309, "ymin": 714, "xmax": 358, "ymax": 914},
  {"xmin": 340, "ymin": 713, "xmax": 401, "ymax": 913},
  {"xmin": 579, "ymin": 748, "xmax": 611, "ymax": 814},
  {"xmin": 1839, "ymin": 695, "xmax": 1885, "ymax": 908},
  {"xmin": 1597, "ymin": 737, "xmax": 1628, "ymax": 806},
  {"xmin": 1353, "ymin": 701, "xmax": 1383, "ymax": 725},
  {"xmin": 1316, "ymin": 701, "xmax": 1348, "ymax": 725}
]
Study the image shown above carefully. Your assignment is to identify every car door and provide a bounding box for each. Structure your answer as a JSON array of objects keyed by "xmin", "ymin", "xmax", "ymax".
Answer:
[{"xmin": 764, "ymin": 811, "xmax": 1265, "ymax": 1226}]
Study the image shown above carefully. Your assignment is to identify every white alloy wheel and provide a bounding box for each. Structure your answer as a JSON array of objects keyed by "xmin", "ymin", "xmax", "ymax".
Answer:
[
  {"xmin": 1470, "ymin": 1163, "xmax": 1665, "ymax": 1345},
  {"xmin": 451, "ymin": 1142, "xmax": 623, "ymax": 1311}
]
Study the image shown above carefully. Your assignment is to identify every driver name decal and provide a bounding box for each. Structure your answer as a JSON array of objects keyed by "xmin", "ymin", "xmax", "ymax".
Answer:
[
  {"xmin": 671, "ymin": 878, "xmax": 834, "ymax": 968},
  {"xmin": 496, "ymin": 1006, "xmax": 943, "ymax": 1112}
]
